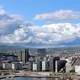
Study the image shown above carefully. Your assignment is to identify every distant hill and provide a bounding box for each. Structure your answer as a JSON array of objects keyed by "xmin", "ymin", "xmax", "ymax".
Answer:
[{"xmin": 0, "ymin": 44, "xmax": 24, "ymax": 50}]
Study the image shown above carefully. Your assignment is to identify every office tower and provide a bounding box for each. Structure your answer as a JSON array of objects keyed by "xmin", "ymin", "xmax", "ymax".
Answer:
[
  {"xmin": 25, "ymin": 49, "xmax": 30, "ymax": 62},
  {"xmin": 49, "ymin": 56, "xmax": 60, "ymax": 72}
]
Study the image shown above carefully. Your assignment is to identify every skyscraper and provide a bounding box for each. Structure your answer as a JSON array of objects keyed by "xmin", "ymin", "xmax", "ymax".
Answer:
[{"xmin": 25, "ymin": 49, "xmax": 30, "ymax": 62}]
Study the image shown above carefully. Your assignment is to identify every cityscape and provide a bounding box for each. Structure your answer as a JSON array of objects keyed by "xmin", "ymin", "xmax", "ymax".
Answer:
[
  {"xmin": 0, "ymin": 47, "xmax": 80, "ymax": 79},
  {"xmin": 0, "ymin": 0, "xmax": 80, "ymax": 80}
]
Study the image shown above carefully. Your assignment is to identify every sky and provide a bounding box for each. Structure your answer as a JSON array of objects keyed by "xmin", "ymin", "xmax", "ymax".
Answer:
[{"xmin": 0, "ymin": 0, "xmax": 80, "ymax": 48}]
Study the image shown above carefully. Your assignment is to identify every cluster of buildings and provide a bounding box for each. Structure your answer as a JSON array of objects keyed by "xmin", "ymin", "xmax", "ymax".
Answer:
[
  {"xmin": 0, "ymin": 54, "xmax": 22, "ymax": 70},
  {"xmin": 32, "ymin": 56, "xmax": 67, "ymax": 72},
  {"xmin": 31, "ymin": 54, "xmax": 80, "ymax": 75},
  {"xmin": 0, "ymin": 48, "xmax": 80, "ymax": 75}
]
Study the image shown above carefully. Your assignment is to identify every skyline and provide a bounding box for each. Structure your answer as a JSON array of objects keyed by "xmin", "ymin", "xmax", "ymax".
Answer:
[{"xmin": 0, "ymin": 0, "xmax": 80, "ymax": 48}]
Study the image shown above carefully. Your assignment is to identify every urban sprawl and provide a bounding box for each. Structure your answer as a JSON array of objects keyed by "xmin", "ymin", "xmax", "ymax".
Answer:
[{"xmin": 0, "ymin": 47, "xmax": 80, "ymax": 79}]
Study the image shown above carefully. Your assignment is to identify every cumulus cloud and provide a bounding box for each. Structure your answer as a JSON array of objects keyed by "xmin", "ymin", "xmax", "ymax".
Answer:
[
  {"xmin": 0, "ymin": 22, "xmax": 80, "ymax": 46},
  {"xmin": 0, "ymin": 8, "xmax": 80, "ymax": 47},
  {"xmin": 0, "ymin": 7, "xmax": 6, "ymax": 15},
  {"xmin": 0, "ymin": 7, "xmax": 23, "ymax": 35},
  {"xmin": 0, "ymin": 27, "xmax": 28, "ymax": 43},
  {"xmin": 35, "ymin": 10, "xmax": 80, "ymax": 20}
]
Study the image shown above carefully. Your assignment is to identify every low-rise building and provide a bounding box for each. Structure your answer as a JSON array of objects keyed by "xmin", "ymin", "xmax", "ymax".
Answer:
[
  {"xmin": 23, "ymin": 62, "xmax": 33, "ymax": 71},
  {"xmin": 2, "ymin": 61, "xmax": 22, "ymax": 70},
  {"xmin": 11, "ymin": 62, "xmax": 22, "ymax": 70}
]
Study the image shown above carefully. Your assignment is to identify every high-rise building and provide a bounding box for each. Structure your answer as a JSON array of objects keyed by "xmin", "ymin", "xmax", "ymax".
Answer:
[
  {"xmin": 42, "ymin": 60, "xmax": 49, "ymax": 71},
  {"xmin": 32, "ymin": 61, "xmax": 42, "ymax": 71},
  {"xmin": 17, "ymin": 49, "xmax": 30, "ymax": 63},
  {"xmin": 25, "ymin": 49, "xmax": 30, "ymax": 62},
  {"xmin": 49, "ymin": 56, "xmax": 60, "ymax": 72}
]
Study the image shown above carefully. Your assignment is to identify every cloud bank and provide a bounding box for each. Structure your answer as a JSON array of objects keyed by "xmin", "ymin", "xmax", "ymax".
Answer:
[
  {"xmin": 0, "ymin": 8, "xmax": 80, "ymax": 47},
  {"xmin": 1, "ymin": 22, "xmax": 80, "ymax": 45}
]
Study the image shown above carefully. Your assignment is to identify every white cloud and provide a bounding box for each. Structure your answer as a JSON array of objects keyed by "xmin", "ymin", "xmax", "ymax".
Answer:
[
  {"xmin": 10, "ymin": 14, "xmax": 23, "ymax": 21},
  {"xmin": 0, "ymin": 23, "xmax": 80, "ymax": 45},
  {"xmin": 0, "ymin": 8, "xmax": 80, "ymax": 47},
  {"xmin": 0, "ymin": 7, "xmax": 23, "ymax": 35},
  {"xmin": 0, "ymin": 27, "xmax": 27, "ymax": 43},
  {"xmin": 0, "ymin": 7, "xmax": 6, "ymax": 15},
  {"xmin": 35, "ymin": 10, "xmax": 80, "ymax": 20}
]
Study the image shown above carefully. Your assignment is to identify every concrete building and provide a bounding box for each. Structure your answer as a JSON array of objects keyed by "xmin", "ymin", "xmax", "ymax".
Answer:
[
  {"xmin": 42, "ymin": 61, "xmax": 49, "ymax": 71},
  {"xmin": 2, "ymin": 61, "xmax": 12, "ymax": 70},
  {"xmin": 23, "ymin": 62, "xmax": 33, "ymax": 71},
  {"xmin": 11, "ymin": 62, "xmax": 22, "ymax": 70},
  {"xmin": 2, "ymin": 61, "xmax": 22, "ymax": 70},
  {"xmin": 0, "ymin": 62, "xmax": 2, "ymax": 69},
  {"xmin": 18, "ymin": 49, "xmax": 30, "ymax": 63},
  {"xmin": 66, "ymin": 58, "xmax": 72, "ymax": 73},
  {"xmin": 49, "ymin": 56, "xmax": 60, "ymax": 72},
  {"xmin": 33, "ymin": 62, "xmax": 37, "ymax": 71},
  {"xmin": 74, "ymin": 57, "xmax": 80, "ymax": 75},
  {"xmin": 32, "ymin": 61, "xmax": 42, "ymax": 71},
  {"xmin": 75, "ymin": 65, "xmax": 80, "ymax": 75}
]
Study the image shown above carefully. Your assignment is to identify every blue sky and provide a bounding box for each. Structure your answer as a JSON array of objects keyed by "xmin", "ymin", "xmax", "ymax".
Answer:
[
  {"xmin": 0, "ymin": 0, "xmax": 55, "ymax": 24},
  {"xmin": 0, "ymin": 0, "xmax": 80, "ymax": 24},
  {"xmin": 0, "ymin": 0, "xmax": 80, "ymax": 48}
]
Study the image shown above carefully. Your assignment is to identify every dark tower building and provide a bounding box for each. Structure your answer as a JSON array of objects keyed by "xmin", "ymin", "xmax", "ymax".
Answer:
[
  {"xmin": 25, "ymin": 49, "xmax": 30, "ymax": 62},
  {"xmin": 49, "ymin": 56, "xmax": 60, "ymax": 72},
  {"xmin": 20, "ymin": 50, "xmax": 22, "ymax": 62},
  {"xmin": 57, "ymin": 60, "xmax": 67, "ymax": 72}
]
